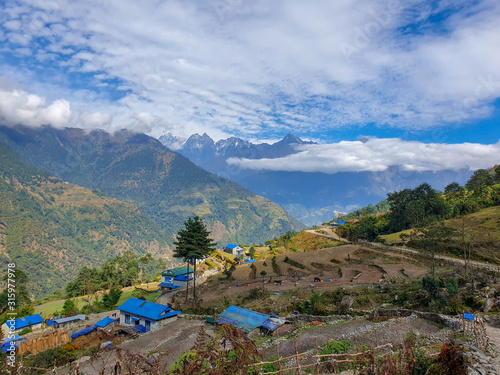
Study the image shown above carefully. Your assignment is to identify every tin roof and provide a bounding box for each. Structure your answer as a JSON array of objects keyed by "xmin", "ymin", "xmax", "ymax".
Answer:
[
  {"xmin": 161, "ymin": 266, "xmax": 194, "ymax": 277},
  {"xmin": 117, "ymin": 298, "xmax": 182, "ymax": 321},
  {"xmin": 261, "ymin": 318, "xmax": 288, "ymax": 332},
  {"xmin": 95, "ymin": 317, "xmax": 118, "ymax": 328},
  {"xmin": 6, "ymin": 314, "xmax": 44, "ymax": 330},
  {"xmin": 54, "ymin": 315, "xmax": 86, "ymax": 324},
  {"xmin": 217, "ymin": 305, "xmax": 270, "ymax": 333}
]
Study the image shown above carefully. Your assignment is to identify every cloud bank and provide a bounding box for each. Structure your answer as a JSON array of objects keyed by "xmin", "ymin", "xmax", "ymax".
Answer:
[
  {"xmin": 227, "ymin": 138, "xmax": 500, "ymax": 174},
  {"xmin": 0, "ymin": 88, "xmax": 71, "ymax": 128},
  {"xmin": 0, "ymin": 86, "xmax": 117, "ymax": 130},
  {"xmin": 0, "ymin": 0, "xmax": 499, "ymax": 139}
]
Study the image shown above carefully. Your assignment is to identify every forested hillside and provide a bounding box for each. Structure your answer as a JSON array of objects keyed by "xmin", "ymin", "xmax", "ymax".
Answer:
[
  {"xmin": 0, "ymin": 143, "xmax": 172, "ymax": 297},
  {"xmin": 0, "ymin": 125, "xmax": 304, "ymax": 249},
  {"xmin": 336, "ymin": 166, "xmax": 500, "ymax": 263}
]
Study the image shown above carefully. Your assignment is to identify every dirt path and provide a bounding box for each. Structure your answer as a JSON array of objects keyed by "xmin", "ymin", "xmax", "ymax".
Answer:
[
  {"xmin": 363, "ymin": 240, "xmax": 500, "ymax": 272},
  {"xmin": 305, "ymin": 228, "xmax": 344, "ymax": 241},
  {"xmin": 155, "ymin": 290, "xmax": 177, "ymax": 305},
  {"xmin": 307, "ymin": 229, "xmax": 500, "ymax": 273},
  {"xmin": 484, "ymin": 324, "xmax": 500, "ymax": 371}
]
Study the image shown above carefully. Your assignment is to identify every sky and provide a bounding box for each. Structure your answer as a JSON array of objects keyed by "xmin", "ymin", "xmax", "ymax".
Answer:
[{"xmin": 1, "ymin": 0, "xmax": 500, "ymax": 174}]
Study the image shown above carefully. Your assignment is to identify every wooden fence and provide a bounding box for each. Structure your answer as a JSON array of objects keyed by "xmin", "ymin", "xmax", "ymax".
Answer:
[
  {"xmin": 249, "ymin": 339, "xmax": 394, "ymax": 375},
  {"xmin": 462, "ymin": 314, "xmax": 490, "ymax": 352},
  {"xmin": 17, "ymin": 329, "xmax": 70, "ymax": 355}
]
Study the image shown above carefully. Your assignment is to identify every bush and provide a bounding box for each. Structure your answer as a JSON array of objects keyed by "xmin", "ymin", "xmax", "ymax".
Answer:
[
  {"xmin": 422, "ymin": 276, "xmax": 440, "ymax": 299},
  {"xmin": 444, "ymin": 278, "xmax": 459, "ymax": 297},
  {"xmin": 320, "ymin": 340, "xmax": 351, "ymax": 355},
  {"xmin": 19, "ymin": 327, "xmax": 32, "ymax": 336},
  {"xmin": 284, "ymin": 256, "xmax": 306, "ymax": 269}
]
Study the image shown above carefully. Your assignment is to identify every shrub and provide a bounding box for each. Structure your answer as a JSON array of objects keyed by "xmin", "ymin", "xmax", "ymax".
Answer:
[
  {"xmin": 19, "ymin": 327, "xmax": 32, "ymax": 336},
  {"xmin": 422, "ymin": 276, "xmax": 440, "ymax": 299},
  {"xmin": 320, "ymin": 340, "xmax": 351, "ymax": 355},
  {"xmin": 284, "ymin": 256, "xmax": 306, "ymax": 269},
  {"xmin": 444, "ymin": 278, "xmax": 459, "ymax": 297}
]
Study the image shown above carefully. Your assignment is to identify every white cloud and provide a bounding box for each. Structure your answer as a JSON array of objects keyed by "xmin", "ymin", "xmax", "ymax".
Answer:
[
  {"xmin": 0, "ymin": 88, "xmax": 71, "ymax": 127},
  {"xmin": 77, "ymin": 111, "xmax": 112, "ymax": 128},
  {"xmin": 0, "ymin": 85, "xmax": 120, "ymax": 130},
  {"xmin": 227, "ymin": 138, "xmax": 500, "ymax": 173},
  {"xmin": 0, "ymin": 0, "xmax": 499, "ymax": 136}
]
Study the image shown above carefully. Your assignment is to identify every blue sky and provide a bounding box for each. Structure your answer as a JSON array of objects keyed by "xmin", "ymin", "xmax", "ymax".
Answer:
[{"xmin": 0, "ymin": 0, "xmax": 499, "ymax": 173}]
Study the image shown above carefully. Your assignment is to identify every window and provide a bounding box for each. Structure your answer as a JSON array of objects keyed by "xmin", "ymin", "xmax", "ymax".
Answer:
[
  {"xmin": 145, "ymin": 320, "xmax": 151, "ymax": 331},
  {"xmin": 125, "ymin": 314, "xmax": 130, "ymax": 324}
]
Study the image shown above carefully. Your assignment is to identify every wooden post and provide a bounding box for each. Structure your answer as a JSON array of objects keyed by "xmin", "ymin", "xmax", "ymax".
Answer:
[
  {"xmin": 277, "ymin": 339, "xmax": 283, "ymax": 374},
  {"xmin": 315, "ymin": 338, "xmax": 319, "ymax": 375},
  {"xmin": 294, "ymin": 338, "xmax": 300, "ymax": 375}
]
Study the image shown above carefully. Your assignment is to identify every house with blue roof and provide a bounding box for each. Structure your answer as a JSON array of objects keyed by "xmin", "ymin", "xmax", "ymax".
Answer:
[
  {"xmin": 1, "ymin": 314, "xmax": 44, "ymax": 336},
  {"xmin": 330, "ymin": 221, "xmax": 347, "ymax": 228},
  {"xmin": 116, "ymin": 298, "xmax": 182, "ymax": 332},
  {"xmin": 158, "ymin": 265, "xmax": 194, "ymax": 291},
  {"xmin": 216, "ymin": 305, "xmax": 270, "ymax": 333},
  {"xmin": 223, "ymin": 244, "xmax": 243, "ymax": 256}
]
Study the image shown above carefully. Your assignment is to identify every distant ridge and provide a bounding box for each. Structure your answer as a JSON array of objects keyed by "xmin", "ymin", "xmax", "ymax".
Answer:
[{"xmin": 158, "ymin": 132, "xmax": 472, "ymax": 225}]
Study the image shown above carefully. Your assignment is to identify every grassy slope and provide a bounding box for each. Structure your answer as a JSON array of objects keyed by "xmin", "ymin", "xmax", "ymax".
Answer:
[
  {"xmin": 34, "ymin": 284, "xmax": 160, "ymax": 318},
  {"xmin": 379, "ymin": 205, "xmax": 500, "ymax": 263}
]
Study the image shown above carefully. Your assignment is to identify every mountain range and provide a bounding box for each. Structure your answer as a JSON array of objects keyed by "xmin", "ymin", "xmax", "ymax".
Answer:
[
  {"xmin": 159, "ymin": 133, "xmax": 473, "ymax": 225},
  {"xmin": 0, "ymin": 125, "xmax": 304, "ymax": 295}
]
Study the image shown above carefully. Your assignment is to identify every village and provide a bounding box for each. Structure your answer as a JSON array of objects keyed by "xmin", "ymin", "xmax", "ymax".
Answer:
[{"xmin": 2, "ymin": 224, "xmax": 500, "ymax": 374}]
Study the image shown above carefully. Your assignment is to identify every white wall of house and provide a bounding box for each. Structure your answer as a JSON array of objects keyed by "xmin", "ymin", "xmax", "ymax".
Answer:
[
  {"xmin": 172, "ymin": 279, "xmax": 189, "ymax": 287},
  {"xmin": 1, "ymin": 322, "xmax": 43, "ymax": 336},
  {"xmin": 119, "ymin": 311, "xmax": 177, "ymax": 331}
]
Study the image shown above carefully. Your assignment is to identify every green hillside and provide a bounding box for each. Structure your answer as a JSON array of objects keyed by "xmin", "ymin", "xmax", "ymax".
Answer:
[
  {"xmin": 379, "ymin": 205, "xmax": 500, "ymax": 264},
  {"xmin": 0, "ymin": 125, "xmax": 304, "ymax": 248},
  {"xmin": 0, "ymin": 143, "xmax": 173, "ymax": 297},
  {"xmin": 336, "ymin": 199, "xmax": 390, "ymax": 221}
]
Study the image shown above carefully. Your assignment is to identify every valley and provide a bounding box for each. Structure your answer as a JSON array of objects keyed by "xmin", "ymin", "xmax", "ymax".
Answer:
[{"xmin": 0, "ymin": 126, "xmax": 499, "ymax": 374}]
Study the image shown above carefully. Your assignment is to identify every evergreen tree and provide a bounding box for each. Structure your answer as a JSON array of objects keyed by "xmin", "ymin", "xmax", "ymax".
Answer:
[
  {"xmin": 444, "ymin": 182, "xmax": 462, "ymax": 194},
  {"xmin": 494, "ymin": 165, "xmax": 500, "ymax": 183},
  {"xmin": 100, "ymin": 288, "xmax": 123, "ymax": 310},
  {"xmin": 173, "ymin": 216, "xmax": 216, "ymax": 301},
  {"xmin": 465, "ymin": 169, "xmax": 494, "ymax": 196}
]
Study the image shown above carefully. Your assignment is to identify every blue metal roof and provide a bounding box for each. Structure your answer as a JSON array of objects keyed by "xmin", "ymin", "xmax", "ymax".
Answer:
[
  {"xmin": 158, "ymin": 282, "xmax": 181, "ymax": 289},
  {"xmin": 135, "ymin": 324, "xmax": 147, "ymax": 334},
  {"xmin": 71, "ymin": 325, "xmax": 97, "ymax": 339},
  {"xmin": 5, "ymin": 335, "xmax": 22, "ymax": 342},
  {"xmin": 8, "ymin": 314, "xmax": 44, "ymax": 330},
  {"xmin": 117, "ymin": 298, "xmax": 182, "ymax": 321},
  {"xmin": 173, "ymin": 274, "xmax": 192, "ymax": 281},
  {"xmin": 218, "ymin": 305, "xmax": 270, "ymax": 333},
  {"xmin": 95, "ymin": 317, "xmax": 117, "ymax": 328},
  {"xmin": 1, "ymin": 342, "xmax": 16, "ymax": 353},
  {"xmin": 225, "ymin": 244, "xmax": 239, "ymax": 249}
]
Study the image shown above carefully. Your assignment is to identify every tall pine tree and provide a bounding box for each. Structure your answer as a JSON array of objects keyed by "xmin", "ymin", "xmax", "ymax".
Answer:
[{"xmin": 173, "ymin": 216, "xmax": 216, "ymax": 301}]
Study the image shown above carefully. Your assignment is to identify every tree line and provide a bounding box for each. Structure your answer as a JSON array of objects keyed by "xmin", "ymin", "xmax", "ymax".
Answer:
[{"xmin": 336, "ymin": 165, "xmax": 500, "ymax": 242}]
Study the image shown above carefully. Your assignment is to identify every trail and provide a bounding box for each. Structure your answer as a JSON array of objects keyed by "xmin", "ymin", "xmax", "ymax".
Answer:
[{"xmin": 306, "ymin": 228, "xmax": 500, "ymax": 272}]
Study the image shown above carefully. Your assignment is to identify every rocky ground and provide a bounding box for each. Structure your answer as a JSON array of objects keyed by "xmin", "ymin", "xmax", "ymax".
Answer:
[{"xmin": 52, "ymin": 310, "xmax": 500, "ymax": 374}]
